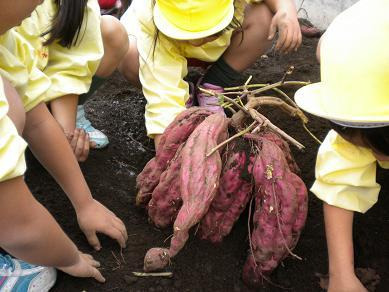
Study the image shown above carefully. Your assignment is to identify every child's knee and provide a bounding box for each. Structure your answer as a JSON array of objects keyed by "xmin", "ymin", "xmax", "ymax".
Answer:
[
  {"xmin": 2, "ymin": 78, "xmax": 25, "ymax": 134},
  {"xmin": 243, "ymin": 3, "xmax": 273, "ymax": 35},
  {"xmin": 118, "ymin": 36, "xmax": 141, "ymax": 87},
  {"xmin": 101, "ymin": 15, "xmax": 129, "ymax": 59}
]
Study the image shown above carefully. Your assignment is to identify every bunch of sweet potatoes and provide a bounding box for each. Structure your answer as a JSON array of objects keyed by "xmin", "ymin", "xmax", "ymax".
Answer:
[{"xmin": 136, "ymin": 107, "xmax": 308, "ymax": 287}]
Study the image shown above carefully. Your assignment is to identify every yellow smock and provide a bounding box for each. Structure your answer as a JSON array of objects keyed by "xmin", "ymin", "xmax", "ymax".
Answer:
[
  {"xmin": 0, "ymin": 0, "xmax": 103, "ymax": 112},
  {"xmin": 0, "ymin": 77, "xmax": 27, "ymax": 182},
  {"xmin": 311, "ymin": 130, "xmax": 389, "ymax": 213},
  {"xmin": 121, "ymin": 0, "xmax": 263, "ymax": 137}
]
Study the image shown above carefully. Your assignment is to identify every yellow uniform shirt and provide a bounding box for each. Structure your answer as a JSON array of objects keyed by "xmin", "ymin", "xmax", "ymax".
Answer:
[
  {"xmin": 0, "ymin": 0, "xmax": 103, "ymax": 112},
  {"xmin": 311, "ymin": 130, "xmax": 389, "ymax": 213},
  {"xmin": 121, "ymin": 0, "xmax": 263, "ymax": 136},
  {"xmin": 0, "ymin": 29, "xmax": 49, "ymax": 112},
  {"xmin": 0, "ymin": 77, "xmax": 28, "ymax": 182}
]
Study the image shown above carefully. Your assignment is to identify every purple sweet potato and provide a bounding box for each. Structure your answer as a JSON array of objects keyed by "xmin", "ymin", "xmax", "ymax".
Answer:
[
  {"xmin": 147, "ymin": 145, "xmax": 184, "ymax": 228},
  {"xmin": 199, "ymin": 139, "xmax": 253, "ymax": 243},
  {"xmin": 242, "ymin": 137, "xmax": 306, "ymax": 287},
  {"xmin": 143, "ymin": 113, "xmax": 229, "ymax": 272},
  {"xmin": 136, "ymin": 107, "xmax": 213, "ymax": 206},
  {"xmin": 245, "ymin": 131, "xmax": 300, "ymax": 174}
]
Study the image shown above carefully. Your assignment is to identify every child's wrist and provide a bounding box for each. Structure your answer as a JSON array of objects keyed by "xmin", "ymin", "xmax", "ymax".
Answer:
[{"xmin": 72, "ymin": 194, "xmax": 94, "ymax": 213}]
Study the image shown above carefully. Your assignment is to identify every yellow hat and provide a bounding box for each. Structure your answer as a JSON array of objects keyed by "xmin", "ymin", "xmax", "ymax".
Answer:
[
  {"xmin": 153, "ymin": 0, "xmax": 234, "ymax": 40},
  {"xmin": 295, "ymin": 0, "xmax": 389, "ymax": 127}
]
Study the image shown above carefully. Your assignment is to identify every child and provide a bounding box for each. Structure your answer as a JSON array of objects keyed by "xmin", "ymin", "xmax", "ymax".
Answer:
[
  {"xmin": 118, "ymin": 0, "xmax": 302, "ymax": 149},
  {"xmin": 294, "ymin": 0, "xmax": 389, "ymax": 291},
  {"xmin": 0, "ymin": 1, "xmax": 128, "ymax": 290},
  {"xmin": 15, "ymin": 0, "xmax": 129, "ymax": 161}
]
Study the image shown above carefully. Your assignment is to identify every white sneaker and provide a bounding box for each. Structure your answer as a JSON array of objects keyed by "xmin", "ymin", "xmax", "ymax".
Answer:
[
  {"xmin": 76, "ymin": 105, "xmax": 109, "ymax": 149},
  {"xmin": 0, "ymin": 254, "xmax": 56, "ymax": 292}
]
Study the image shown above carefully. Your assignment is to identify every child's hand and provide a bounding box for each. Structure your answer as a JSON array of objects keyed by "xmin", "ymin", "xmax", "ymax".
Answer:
[
  {"xmin": 77, "ymin": 199, "xmax": 128, "ymax": 250},
  {"xmin": 58, "ymin": 252, "xmax": 105, "ymax": 282},
  {"xmin": 328, "ymin": 273, "xmax": 368, "ymax": 292},
  {"xmin": 65, "ymin": 128, "xmax": 95, "ymax": 162},
  {"xmin": 267, "ymin": 2, "xmax": 302, "ymax": 54}
]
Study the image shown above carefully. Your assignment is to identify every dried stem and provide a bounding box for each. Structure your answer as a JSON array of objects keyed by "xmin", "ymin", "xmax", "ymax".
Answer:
[
  {"xmin": 132, "ymin": 272, "xmax": 173, "ymax": 278},
  {"xmin": 198, "ymin": 87, "xmax": 249, "ymax": 114},
  {"xmin": 247, "ymin": 96, "xmax": 308, "ymax": 124},
  {"xmin": 249, "ymin": 109, "xmax": 305, "ymax": 150},
  {"xmin": 206, "ymin": 121, "xmax": 257, "ymax": 157},
  {"xmin": 223, "ymin": 81, "xmax": 309, "ymax": 92},
  {"xmin": 302, "ymin": 122, "xmax": 322, "ymax": 145}
]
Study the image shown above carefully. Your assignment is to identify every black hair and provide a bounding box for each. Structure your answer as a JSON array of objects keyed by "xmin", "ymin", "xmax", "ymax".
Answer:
[
  {"xmin": 43, "ymin": 0, "xmax": 88, "ymax": 48},
  {"xmin": 330, "ymin": 121, "xmax": 389, "ymax": 156}
]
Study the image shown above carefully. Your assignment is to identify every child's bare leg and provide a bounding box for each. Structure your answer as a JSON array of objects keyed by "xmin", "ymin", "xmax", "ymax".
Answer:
[
  {"xmin": 96, "ymin": 15, "xmax": 129, "ymax": 77},
  {"xmin": 118, "ymin": 35, "xmax": 141, "ymax": 87},
  {"xmin": 223, "ymin": 3, "xmax": 273, "ymax": 72}
]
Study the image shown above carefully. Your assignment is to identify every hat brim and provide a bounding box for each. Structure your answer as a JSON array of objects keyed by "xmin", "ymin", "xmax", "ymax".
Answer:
[
  {"xmin": 153, "ymin": 2, "xmax": 234, "ymax": 40},
  {"xmin": 295, "ymin": 82, "xmax": 389, "ymax": 124}
]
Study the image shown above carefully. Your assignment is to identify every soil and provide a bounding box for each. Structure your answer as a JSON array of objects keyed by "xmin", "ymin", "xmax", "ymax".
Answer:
[{"xmin": 24, "ymin": 37, "xmax": 389, "ymax": 291}]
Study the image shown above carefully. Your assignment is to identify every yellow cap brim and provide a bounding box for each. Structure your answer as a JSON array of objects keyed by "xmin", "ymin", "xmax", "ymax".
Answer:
[
  {"xmin": 153, "ymin": 2, "xmax": 234, "ymax": 40},
  {"xmin": 295, "ymin": 82, "xmax": 389, "ymax": 124}
]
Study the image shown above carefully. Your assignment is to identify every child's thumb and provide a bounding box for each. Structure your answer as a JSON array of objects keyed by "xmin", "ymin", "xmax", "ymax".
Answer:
[{"xmin": 85, "ymin": 231, "xmax": 102, "ymax": 251}]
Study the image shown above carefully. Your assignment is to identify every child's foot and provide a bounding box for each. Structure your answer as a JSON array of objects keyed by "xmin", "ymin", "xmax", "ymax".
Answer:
[
  {"xmin": 197, "ymin": 83, "xmax": 225, "ymax": 113},
  {"xmin": 0, "ymin": 254, "xmax": 56, "ymax": 292},
  {"xmin": 76, "ymin": 105, "xmax": 109, "ymax": 149}
]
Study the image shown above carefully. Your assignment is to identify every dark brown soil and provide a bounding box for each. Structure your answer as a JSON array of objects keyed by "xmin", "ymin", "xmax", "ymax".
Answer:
[{"xmin": 25, "ymin": 37, "xmax": 389, "ymax": 291}]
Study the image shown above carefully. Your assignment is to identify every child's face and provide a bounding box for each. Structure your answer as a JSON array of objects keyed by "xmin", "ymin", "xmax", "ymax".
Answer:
[
  {"xmin": 186, "ymin": 31, "xmax": 223, "ymax": 47},
  {"xmin": 0, "ymin": 0, "xmax": 43, "ymax": 34}
]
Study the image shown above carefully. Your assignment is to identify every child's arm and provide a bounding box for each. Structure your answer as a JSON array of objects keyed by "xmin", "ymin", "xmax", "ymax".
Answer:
[
  {"xmin": 323, "ymin": 203, "xmax": 367, "ymax": 292},
  {"xmin": 49, "ymin": 93, "xmax": 92, "ymax": 162},
  {"xmin": 22, "ymin": 102, "xmax": 128, "ymax": 250},
  {"xmin": 263, "ymin": 0, "xmax": 302, "ymax": 53},
  {"xmin": 0, "ymin": 176, "xmax": 104, "ymax": 282}
]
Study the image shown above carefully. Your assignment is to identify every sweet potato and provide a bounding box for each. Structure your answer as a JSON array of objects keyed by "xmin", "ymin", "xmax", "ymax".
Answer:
[
  {"xmin": 147, "ymin": 145, "xmax": 184, "ymax": 228},
  {"xmin": 242, "ymin": 137, "xmax": 307, "ymax": 287},
  {"xmin": 143, "ymin": 113, "xmax": 229, "ymax": 271},
  {"xmin": 136, "ymin": 107, "xmax": 212, "ymax": 206},
  {"xmin": 199, "ymin": 138, "xmax": 253, "ymax": 243},
  {"xmin": 245, "ymin": 131, "xmax": 300, "ymax": 174}
]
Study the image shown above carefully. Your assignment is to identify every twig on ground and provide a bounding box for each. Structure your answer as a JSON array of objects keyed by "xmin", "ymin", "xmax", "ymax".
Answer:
[{"xmin": 132, "ymin": 272, "xmax": 173, "ymax": 278}]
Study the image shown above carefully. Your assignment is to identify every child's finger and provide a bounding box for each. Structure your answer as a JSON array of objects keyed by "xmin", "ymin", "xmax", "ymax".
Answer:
[
  {"xmin": 103, "ymin": 225, "xmax": 127, "ymax": 248},
  {"xmin": 70, "ymin": 129, "xmax": 80, "ymax": 151},
  {"xmin": 91, "ymin": 267, "xmax": 106, "ymax": 283},
  {"xmin": 276, "ymin": 28, "xmax": 288, "ymax": 52},
  {"xmin": 267, "ymin": 18, "xmax": 277, "ymax": 40},
  {"xmin": 79, "ymin": 133, "xmax": 90, "ymax": 162},
  {"xmin": 113, "ymin": 217, "xmax": 128, "ymax": 243},
  {"xmin": 285, "ymin": 30, "xmax": 297, "ymax": 53},
  {"xmin": 89, "ymin": 140, "xmax": 97, "ymax": 149},
  {"xmin": 84, "ymin": 229, "xmax": 102, "ymax": 251},
  {"xmin": 295, "ymin": 29, "xmax": 302, "ymax": 51},
  {"xmin": 86, "ymin": 257, "xmax": 101, "ymax": 268},
  {"xmin": 75, "ymin": 130, "xmax": 87, "ymax": 161}
]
